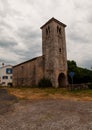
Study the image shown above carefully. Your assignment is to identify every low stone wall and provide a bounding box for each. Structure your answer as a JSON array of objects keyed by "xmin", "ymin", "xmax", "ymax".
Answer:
[{"xmin": 67, "ymin": 84, "xmax": 88, "ymax": 90}]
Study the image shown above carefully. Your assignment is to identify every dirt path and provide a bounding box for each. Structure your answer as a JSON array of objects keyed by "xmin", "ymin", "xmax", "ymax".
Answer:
[
  {"xmin": 0, "ymin": 88, "xmax": 18, "ymax": 114},
  {"xmin": 0, "ymin": 89, "xmax": 92, "ymax": 130}
]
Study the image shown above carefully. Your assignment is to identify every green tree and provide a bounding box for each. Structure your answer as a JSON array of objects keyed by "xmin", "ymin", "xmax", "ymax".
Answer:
[{"xmin": 67, "ymin": 60, "xmax": 92, "ymax": 84}]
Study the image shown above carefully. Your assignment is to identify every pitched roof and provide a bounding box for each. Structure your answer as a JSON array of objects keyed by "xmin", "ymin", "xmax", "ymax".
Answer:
[
  {"xmin": 13, "ymin": 56, "xmax": 42, "ymax": 68},
  {"xmin": 40, "ymin": 17, "xmax": 66, "ymax": 29}
]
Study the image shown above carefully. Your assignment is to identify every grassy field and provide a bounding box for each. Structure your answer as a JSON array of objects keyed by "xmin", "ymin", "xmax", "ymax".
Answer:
[{"xmin": 4, "ymin": 87, "xmax": 92, "ymax": 101}]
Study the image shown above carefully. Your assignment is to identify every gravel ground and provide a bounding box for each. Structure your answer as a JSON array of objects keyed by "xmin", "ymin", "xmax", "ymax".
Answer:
[
  {"xmin": 0, "ymin": 88, "xmax": 18, "ymax": 115},
  {"xmin": 0, "ymin": 89, "xmax": 92, "ymax": 130}
]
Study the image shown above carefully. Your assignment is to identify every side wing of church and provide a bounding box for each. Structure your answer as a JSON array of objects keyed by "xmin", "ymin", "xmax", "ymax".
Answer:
[
  {"xmin": 13, "ymin": 56, "xmax": 44, "ymax": 86},
  {"xmin": 13, "ymin": 18, "xmax": 68, "ymax": 87}
]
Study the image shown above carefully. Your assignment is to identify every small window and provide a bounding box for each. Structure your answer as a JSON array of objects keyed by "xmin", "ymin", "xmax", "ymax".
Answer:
[
  {"xmin": 59, "ymin": 28, "xmax": 61, "ymax": 34},
  {"xmin": 6, "ymin": 68, "xmax": 12, "ymax": 74},
  {"xmin": 59, "ymin": 48, "xmax": 61, "ymax": 53},
  {"xmin": 2, "ymin": 76, "xmax": 8, "ymax": 79},
  {"xmin": 48, "ymin": 26, "xmax": 50, "ymax": 33},
  {"xmin": 57, "ymin": 26, "xmax": 59, "ymax": 33},
  {"xmin": 2, "ymin": 82, "xmax": 5, "ymax": 84},
  {"xmin": 46, "ymin": 28, "xmax": 48, "ymax": 35},
  {"xmin": 57, "ymin": 26, "xmax": 61, "ymax": 34},
  {"xmin": 10, "ymin": 76, "xmax": 12, "ymax": 79},
  {"xmin": 46, "ymin": 26, "xmax": 50, "ymax": 35}
]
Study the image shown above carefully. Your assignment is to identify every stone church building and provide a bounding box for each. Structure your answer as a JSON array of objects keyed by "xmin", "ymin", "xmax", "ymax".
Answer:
[{"xmin": 13, "ymin": 18, "xmax": 67, "ymax": 87}]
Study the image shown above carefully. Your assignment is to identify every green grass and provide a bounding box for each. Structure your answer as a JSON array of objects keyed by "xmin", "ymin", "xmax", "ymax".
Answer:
[{"xmin": 70, "ymin": 89, "xmax": 92, "ymax": 96}]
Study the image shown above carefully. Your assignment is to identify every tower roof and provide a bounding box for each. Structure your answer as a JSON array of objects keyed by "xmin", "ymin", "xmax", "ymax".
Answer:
[{"xmin": 40, "ymin": 17, "xmax": 66, "ymax": 29}]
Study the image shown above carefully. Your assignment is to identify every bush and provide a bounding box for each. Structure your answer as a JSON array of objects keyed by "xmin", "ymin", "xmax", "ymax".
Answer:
[
  {"xmin": 38, "ymin": 78, "xmax": 52, "ymax": 88},
  {"xmin": 88, "ymin": 83, "xmax": 92, "ymax": 89}
]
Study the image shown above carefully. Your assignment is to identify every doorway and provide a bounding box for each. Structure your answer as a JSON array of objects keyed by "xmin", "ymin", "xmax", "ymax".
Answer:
[{"xmin": 58, "ymin": 73, "xmax": 66, "ymax": 87}]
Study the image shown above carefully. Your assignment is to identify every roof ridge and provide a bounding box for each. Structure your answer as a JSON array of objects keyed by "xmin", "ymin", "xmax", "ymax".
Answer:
[{"xmin": 40, "ymin": 17, "xmax": 66, "ymax": 29}]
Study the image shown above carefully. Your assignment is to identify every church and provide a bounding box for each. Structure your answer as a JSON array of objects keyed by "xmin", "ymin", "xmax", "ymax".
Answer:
[{"xmin": 13, "ymin": 18, "xmax": 68, "ymax": 87}]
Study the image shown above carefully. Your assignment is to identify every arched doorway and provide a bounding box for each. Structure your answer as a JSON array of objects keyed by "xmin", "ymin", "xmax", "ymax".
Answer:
[{"xmin": 58, "ymin": 73, "xmax": 66, "ymax": 87}]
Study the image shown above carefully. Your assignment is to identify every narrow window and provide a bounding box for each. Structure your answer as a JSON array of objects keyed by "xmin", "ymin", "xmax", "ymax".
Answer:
[
  {"xmin": 57, "ymin": 26, "xmax": 61, "ymax": 34},
  {"xmin": 46, "ymin": 28, "xmax": 48, "ymax": 35},
  {"xmin": 2, "ymin": 76, "xmax": 8, "ymax": 79},
  {"xmin": 57, "ymin": 26, "xmax": 59, "ymax": 33},
  {"xmin": 2, "ymin": 82, "xmax": 5, "ymax": 84},
  {"xmin": 59, "ymin": 48, "xmax": 61, "ymax": 53},
  {"xmin": 6, "ymin": 76, "xmax": 8, "ymax": 79},
  {"xmin": 59, "ymin": 28, "xmax": 61, "ymax": 34},
  {"xmin": 2, "ymin": 76, "xmax": 5, "ymax": 79},
  {"xmin": 48, "ymin": 26, "xmax": 50, "ymax": 33}
]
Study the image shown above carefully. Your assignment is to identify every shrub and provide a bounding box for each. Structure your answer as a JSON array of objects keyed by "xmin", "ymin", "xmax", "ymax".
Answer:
[
  {"xmin": 38, "ymin": 78, "xmax": 52, "ymax": 88},
  {"xmin": 88, "ymin": 83, "xmax": 92, "ymax": 89}
]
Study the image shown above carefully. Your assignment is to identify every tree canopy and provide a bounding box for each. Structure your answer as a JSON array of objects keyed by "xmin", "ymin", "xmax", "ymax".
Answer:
[{"xmin": 67, "ymin": 60, "xmax": 92, "ymax": 84}]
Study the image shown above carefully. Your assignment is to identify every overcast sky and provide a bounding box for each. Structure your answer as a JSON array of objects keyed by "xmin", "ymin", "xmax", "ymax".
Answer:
[{"xmin": 0, "ymin": 0, "xmax": 92, "ymax": 69}]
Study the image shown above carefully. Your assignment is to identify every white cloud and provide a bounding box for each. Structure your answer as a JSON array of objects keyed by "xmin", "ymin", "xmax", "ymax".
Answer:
[
  {"xmin": 0, "ymin": 47, "xmax": 24, "ymax": 64},
  {"xmin": 0, "ymin": 0, "xmax": 92, "ymax": 69}
]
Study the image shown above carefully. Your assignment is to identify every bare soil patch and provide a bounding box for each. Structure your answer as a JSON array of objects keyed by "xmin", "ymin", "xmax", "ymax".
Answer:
[
  {"xmin": 0, "ymin": 88, "xmax": 92, "ymax": 130},
  {"xmin": 7, "ymin": 87, "xmax": 92, "ymax": 101},
  {"xmin": 0, "ymin": 99, "xmax": 92, "ymax": 130},
  {"xmin": 0, "ymin": 88, "xmax": 18, "ymax": 114}
]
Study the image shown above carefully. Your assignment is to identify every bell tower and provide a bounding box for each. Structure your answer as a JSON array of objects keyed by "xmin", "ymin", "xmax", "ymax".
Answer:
[{"xmin": 41, "ymin": 18, "xmax": 67, "ymax": 87}]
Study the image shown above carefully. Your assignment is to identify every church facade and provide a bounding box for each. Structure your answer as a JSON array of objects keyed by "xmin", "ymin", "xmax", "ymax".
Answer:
[{"xmin": 13, "ymin": 18, "xmax": 68, "ymax": 87}]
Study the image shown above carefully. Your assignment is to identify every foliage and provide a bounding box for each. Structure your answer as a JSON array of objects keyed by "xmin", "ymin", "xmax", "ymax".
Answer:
[
  {"xmin": 88, "ymin": 83, "xmax": 92, "ymax": 89},
  {"xmin": 38, "ymin": 78, "xmax": 52, "ymax": 88},
  {"xmin": 67, "ymin": 60, "xmax": 92, "ymax": 84}
]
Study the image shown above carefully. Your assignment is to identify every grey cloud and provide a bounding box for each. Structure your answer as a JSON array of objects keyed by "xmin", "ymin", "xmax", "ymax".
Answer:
[
  {"xmin": 0, "ymin": 40, "xmax": 17, "ymax": 48},
  {"xmin": 0, "ymin": 0, "xmax": 12, "ymax": 18},
  {"xmin": 0, "ymin": 0, "xmax": 92, "ymax": 69},
  {"xmin": 0, "ymin": 0, "xmax": 9, "ymax": 17},
  {"xmin": 74, "ymin": 0, "xmax": 92, "ymax": 9},
  {"xmin": 0, "ymin": 0, "xmax": 21, "ymax": 18},
  {"xmin": 13, "ymin": 43, "xmax": 42, "ymax": 62},
  {"xmin": 0, "ymin": 57, "xmax": 16, "ymax": 66},
  {"xmin": 68, "ymin": 31, "xmax": 90, "ymax": 44},
  {"xmin": 67, "ymin": 21, "xmax": 92, "ymax": 44},
  {"xmin": 0, "ymin": 21, "xmax": 12, "ymax": 30},
  {"xmin": 19, "ymin": 51, "xmax": 41, "ymax": 63},
  {"xmin": 15, "ymin": 26, "xmax": 42, "ymax": 51},
  {"xmin": 17, "ymin": 27, "xmax": 41, "ymax": 40},
  {"xmin": 80, "ymin": 59, "xmax": 92, "ymax": 70},
  {"xmin": 87, "ymin": 14, "xmax": 92, "ymax": 24}
]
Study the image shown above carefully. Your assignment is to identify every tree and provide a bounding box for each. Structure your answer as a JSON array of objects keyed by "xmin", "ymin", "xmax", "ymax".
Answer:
[{"xmin": 67, "ymin": 60, "xmax": 92, "ymax": 84}]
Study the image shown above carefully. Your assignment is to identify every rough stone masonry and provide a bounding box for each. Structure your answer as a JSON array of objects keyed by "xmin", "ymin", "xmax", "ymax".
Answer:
[{"xmin": 13, "ymin": 17, "xmax": 68, "ymax": 87}]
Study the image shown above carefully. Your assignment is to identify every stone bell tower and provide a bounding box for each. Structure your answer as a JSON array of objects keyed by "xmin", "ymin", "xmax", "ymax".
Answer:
[{"xmin": 41, "ymin": 17, "xmax": 67, "ymax": 87}]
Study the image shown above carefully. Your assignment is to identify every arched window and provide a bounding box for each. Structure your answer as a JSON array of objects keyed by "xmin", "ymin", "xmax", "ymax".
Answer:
[
  {"xmin": 46, "ymin": 26, "xmax": 50, "ymax": 35},
  {"xmin": 57, "ymin": 26, "xmax": 61, "ymax": 34}
]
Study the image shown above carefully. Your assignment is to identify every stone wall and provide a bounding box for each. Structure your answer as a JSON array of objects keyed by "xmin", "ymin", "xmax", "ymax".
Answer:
[
  {"xmin": 13, "ymin": 56, "xmax": 44, "ymax": 87},
  {"xmin": 41, "ymin": 18, "xmax": 68, "ymax": 87}
]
